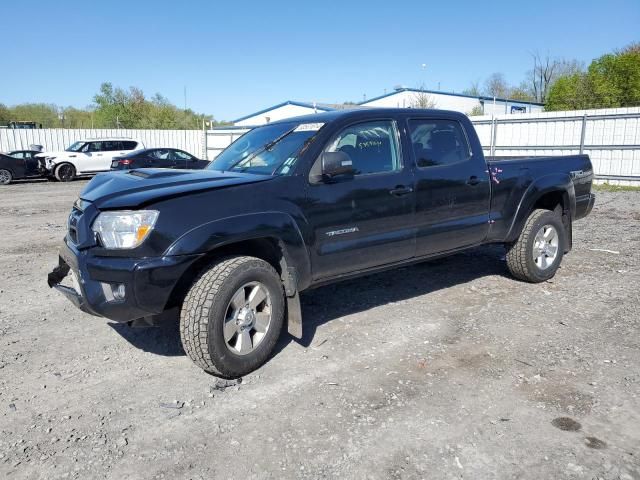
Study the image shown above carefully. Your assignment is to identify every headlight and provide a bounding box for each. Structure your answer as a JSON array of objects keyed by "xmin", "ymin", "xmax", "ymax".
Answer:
[{"xmin": 92, "ymin": 210, "xmax": 159, "ymax": 249}]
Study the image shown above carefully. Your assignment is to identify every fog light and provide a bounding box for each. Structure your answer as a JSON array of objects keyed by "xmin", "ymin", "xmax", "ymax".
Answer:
[
  {"xmin": 101, "ymin": 282, "xmax": 126, "ymax": 302},
  {"xmin": 112, "ymin": 283, "xmax": 126, "ymax": 301}
]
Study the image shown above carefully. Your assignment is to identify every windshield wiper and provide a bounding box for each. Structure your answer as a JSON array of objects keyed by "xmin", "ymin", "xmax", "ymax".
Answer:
[{"xmin": 225, "ymin": 126, "xmax": 298, "ymax": 172}]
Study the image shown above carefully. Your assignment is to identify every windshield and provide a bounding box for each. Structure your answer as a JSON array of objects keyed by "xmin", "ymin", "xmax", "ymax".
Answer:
[
  {"xmin": 66, "ymin": 141, "xmax": 86, "ymax": 152},
  {"xmin": 209, "ymin": 122, "xmax": 323, "ymax": 175}
]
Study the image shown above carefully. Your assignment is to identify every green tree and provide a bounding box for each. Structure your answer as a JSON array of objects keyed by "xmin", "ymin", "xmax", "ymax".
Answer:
[{"xmin": 546, "ymin": 44, "xmax": 640, "ymax": 110}]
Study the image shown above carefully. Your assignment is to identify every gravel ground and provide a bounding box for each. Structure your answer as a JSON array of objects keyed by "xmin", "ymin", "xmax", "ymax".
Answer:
[{"xmin": 0, "ymin": 180, "xmax": 638, "ymax": 480}]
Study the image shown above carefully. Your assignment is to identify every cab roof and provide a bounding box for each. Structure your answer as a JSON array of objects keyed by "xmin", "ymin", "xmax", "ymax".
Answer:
[{"xmin": 266, "ymin": 107, "xmax": 466, "ymax": 126}]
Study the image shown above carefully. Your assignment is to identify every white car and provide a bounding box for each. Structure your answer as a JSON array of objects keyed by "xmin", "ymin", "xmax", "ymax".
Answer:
[{"xmin": 37, "ymin": 138, "xmax": 144, "ymax": 182}]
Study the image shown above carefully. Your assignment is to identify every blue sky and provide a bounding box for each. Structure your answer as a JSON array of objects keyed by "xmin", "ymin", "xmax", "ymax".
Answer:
[{"xmin": 1, "ymin": 0, "xmax": 638, "ymax": 121}]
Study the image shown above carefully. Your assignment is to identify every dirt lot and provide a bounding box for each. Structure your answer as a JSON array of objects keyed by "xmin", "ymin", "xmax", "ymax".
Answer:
[{"xmin": 0, "ymin": 180, "xmax": 638, "ymax": 480}]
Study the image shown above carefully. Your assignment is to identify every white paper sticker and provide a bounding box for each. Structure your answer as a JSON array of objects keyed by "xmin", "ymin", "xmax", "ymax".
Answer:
[{"xmin": 294, "ymin": 122, "xmax": 325, "ymax": 132}]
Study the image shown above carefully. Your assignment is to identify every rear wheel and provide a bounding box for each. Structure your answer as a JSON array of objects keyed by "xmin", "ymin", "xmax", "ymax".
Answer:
[
  {"xmin": 180, "ymin": 256, "xmax": 285, "ymax": 377},
  {"xmin": 506, "ymin": 208, "xmax": 566, "ymax": 283},
  {"xmin": 0, "ymin": 169, "xmax": 12, "ymax": 185},
  {"xmin": 54, "ymin": 163, "xmax": 76, "ymax": 182}
]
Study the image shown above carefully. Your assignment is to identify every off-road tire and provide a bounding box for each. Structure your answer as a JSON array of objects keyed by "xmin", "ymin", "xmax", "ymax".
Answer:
[
  {"xmin": 506, "ymin": 208, "xmax": 565, "ymax": 283},
  {"xmin": 0, "ymin": 169, "xmax": 12, "ymax": 185},
  {"xmin": 54, "ymin": 163, "xmax": 76, "ymax": 182},
  {"xmin": 180, "ymin": 256, "xmax": 285, "ymax": 377}
]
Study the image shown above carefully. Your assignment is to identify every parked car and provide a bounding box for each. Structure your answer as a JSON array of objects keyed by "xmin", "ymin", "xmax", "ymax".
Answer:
[
  {"xmin": 111, "ymin": 148, "xmax": 209, "ymax": 170},
  {"xmin": 37, "ymin": 138, "xmax": 144, "ymax": 182},
  {"xmin": 48, "ymin": 108, "xmax": 595, "ymax": 377},
  {"xmin": 0, "ymin": 151, "xmax": 46, "ymax": 184}
]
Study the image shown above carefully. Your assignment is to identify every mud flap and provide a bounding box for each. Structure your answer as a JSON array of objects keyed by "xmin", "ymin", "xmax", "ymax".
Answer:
[{"xmin": 286, "ymin": 291, "xmax": 303, "ymax": 339}]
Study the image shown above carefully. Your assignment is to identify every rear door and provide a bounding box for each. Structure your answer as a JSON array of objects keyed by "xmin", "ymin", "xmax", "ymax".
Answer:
[
  {"xmin": 407, "ymin": 117, "xmax": 491, "ymax": 256},
  {"xmin": 303, "ymin": 119, "xmax": 416, "ymax": 280},
  {"xmin": 149, "ymin": 149, "xmax": 174, "ymax": 168}
]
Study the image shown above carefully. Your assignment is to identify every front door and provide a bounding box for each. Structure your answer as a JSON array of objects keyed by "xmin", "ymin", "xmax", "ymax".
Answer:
[
  {"xmin": 407, "ymin": 118, "xmax": 491, "ymax": 256},
  {"xmin": 82, "ymin": 141, "xmax": 107, "ymax": 173},
  {"xmin": 303, "ymin": 119, "xmax": 416, "ymax": 280}
]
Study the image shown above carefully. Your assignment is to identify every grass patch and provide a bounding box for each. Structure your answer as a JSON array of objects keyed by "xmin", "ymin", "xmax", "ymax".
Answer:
[{"xmin": 593, "ymin": 183, "xmax": 640, "ymax": 192}]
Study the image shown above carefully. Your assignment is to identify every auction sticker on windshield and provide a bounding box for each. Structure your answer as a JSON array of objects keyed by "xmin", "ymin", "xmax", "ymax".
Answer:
[{"xmin": 294, "ymin": 123, "xmax": 324, "ymax": 132}]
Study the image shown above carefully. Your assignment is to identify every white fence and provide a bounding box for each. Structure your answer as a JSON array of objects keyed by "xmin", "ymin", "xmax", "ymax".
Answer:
[
  {"xmin": 0, "ymin": 128, "xmax": 205, "ymax": 158},
  {"xmin": 471, "ymin": 107, "xmax": 640, "ymax": 185},
  {"xmin": 205, "ymin": 107, "xmax": 640, "ymax": 184},
  {"xmin": 5, "ymin": 108, "xmax": 639, "ymax": 185},
  {"xmin": 205, "ymin": 127, "xmax": 252, "ymax": 159}
]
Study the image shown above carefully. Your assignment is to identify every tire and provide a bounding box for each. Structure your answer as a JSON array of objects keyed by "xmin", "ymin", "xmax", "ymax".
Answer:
[
  {"xmin": 0, "ymin": 169, "xmax": 12, "ymax": 185},
  {"xmin": 180, "ymin": 256, "xmax": 285, "ymax": 377},
  {"xmin": 506, "ymin": 208, "xmax": 566, "ymax": 283},
  {"xmin": 54, "ymin": 163, "xmax": 76, "ymax": 182}
]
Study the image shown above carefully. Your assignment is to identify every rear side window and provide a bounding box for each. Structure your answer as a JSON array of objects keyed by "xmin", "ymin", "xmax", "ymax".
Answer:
[
  {"xmin": 102, "ymin": 141, "xmax": 122, "ymax": 151},
  {"xmin": 409, "ymin": 119, "xmax": 471, "ymax": 167},
  {"xmin": 171, "ymin": 150, "xmax": 193, "ymax": 160},
  {"xmin": 122, "ymin": 141, "xmax": 138, "ymax": 150},
  {"xmin": 325, "ymin": 120, "xmax": 401, "ymax": 175},
  {"xmin": 151, "ymin": 149, "xmax": 171, "ymax": 160}
]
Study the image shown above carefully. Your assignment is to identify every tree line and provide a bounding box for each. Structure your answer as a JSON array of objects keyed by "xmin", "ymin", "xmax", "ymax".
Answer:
[
  {"xmin": 0, "ymin": 82, "xmax": 229, "ymax": 129},
  {"xmin": 463, "ymin": 43, "xmax": 640, "ymax": 111}
]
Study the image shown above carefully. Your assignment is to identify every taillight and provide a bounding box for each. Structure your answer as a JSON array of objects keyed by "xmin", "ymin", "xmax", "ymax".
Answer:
[{"xmin": 119, "ymin": 159, "xmax": 133, "ymax": 165}]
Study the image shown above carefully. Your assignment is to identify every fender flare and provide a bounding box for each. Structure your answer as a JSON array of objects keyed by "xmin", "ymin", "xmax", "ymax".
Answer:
[
  {"xmin": 164, "ymin": 211, "xmax": 312, "ymax": 291},
  {"xmin": 505, "ymin": 173, "xmax": 576, "ymax": 243}
]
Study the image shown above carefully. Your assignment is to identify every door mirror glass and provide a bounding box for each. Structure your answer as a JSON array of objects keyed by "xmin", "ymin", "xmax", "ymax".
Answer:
[{"xmin": 322, "ymin": 151, "xmax": 355, "ymax": 179}]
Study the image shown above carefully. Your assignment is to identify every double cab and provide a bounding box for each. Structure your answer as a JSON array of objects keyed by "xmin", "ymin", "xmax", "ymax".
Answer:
[{"xmin": 48, "ymin": 109, "xmax": 595, "ymax": 377}]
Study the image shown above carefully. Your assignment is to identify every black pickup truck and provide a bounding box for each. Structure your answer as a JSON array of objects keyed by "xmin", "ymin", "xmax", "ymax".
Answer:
[{"xmin": 48, "ymin": 108, "xmax": 595, "ymax": 377}]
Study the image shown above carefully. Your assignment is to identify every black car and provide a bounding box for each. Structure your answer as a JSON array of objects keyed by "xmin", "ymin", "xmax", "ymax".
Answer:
[
  {"xmin": 48, "ymin": 108, "xmax": 595, "ymax": 377},
  {"xmin": 110, "ymin": 148, "xmax": 209, "ymax": 170},
  {"xmin": 0, "ymin": 150, "xmax": 46, "ymax": 185}
]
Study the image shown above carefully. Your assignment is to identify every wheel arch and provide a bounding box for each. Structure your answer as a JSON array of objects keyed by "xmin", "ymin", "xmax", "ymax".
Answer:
[
  {"xmin": 0, "ymin": 166, "xmax": 16, "ymax": 182},
  {"xmin": 505, "ymin": 173, "xmax": 576, "ymax": 250},
  {"xmin": 163, "ymin": 213, "xmax": 311, "ymax": 333}
]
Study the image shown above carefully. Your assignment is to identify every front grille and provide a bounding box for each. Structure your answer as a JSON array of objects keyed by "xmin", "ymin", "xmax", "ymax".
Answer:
[{"xmin": 67, "ymin": 207, "xmax": 82, "ymax": 244}]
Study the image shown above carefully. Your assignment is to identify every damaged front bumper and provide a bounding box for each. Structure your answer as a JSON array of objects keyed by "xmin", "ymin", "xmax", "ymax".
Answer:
[
  {"xmin": 47, "ymin": 259, "xmax": 91, "ymax": 314},
  {"xmin": 47, "ymin": 238, "xmax": 203, "ymax": 323}
]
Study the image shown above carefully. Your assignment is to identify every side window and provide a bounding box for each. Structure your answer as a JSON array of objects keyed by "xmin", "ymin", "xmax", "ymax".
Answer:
[
  {"xmin": 325, "ymin": 120, "xmax": 400, "ymax": 175},
  {"xmin": 408, "ymin": 119, "xmax": 471, "ymax": 168},
  {"xmin": 86, "ymin": 142, "xmax": 103, "ymax": 152},
  {"xmin": 102, "ymin": 141, "xmax": 121, "ymax": 151},
  {"xmin": 152, "ymin": 149, "xmax": 172, "ymax": 162},
  {"xmin": 122, "ymin": 141, "xmax": 137, "ymax": 150},
  {"xmin": 171, "ymin": 150, "xmax": 192, "ymax": 161},
  {"xmin": 11, "ymin": 152, "xmax": 24, "ymax": 159}
]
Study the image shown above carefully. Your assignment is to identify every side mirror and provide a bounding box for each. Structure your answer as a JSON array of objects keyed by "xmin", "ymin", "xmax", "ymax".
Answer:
[{"xmin": 322, "ymin": 151, "xmax": 355, "ymax": 179}]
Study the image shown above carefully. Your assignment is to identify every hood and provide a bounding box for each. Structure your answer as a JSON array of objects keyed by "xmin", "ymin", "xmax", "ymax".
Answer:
[{"xmin": 80, "ymin": 169, "xmax": 273, "ymax": 209}]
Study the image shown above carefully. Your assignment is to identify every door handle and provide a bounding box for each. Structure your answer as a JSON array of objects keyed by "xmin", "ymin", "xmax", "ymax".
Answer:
[
  {"xmin": 389, "ymin": 185, "xmax": 413, "ymax": 196},
  {"xmin": 466, "ymin": 176, "xmax": 480, "ymax": 186}
]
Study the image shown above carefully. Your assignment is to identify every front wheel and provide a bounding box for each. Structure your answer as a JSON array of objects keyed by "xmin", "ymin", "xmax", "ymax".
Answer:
[
  {"xmin": 506, "ymin": 208, "xmax": 566, "ymax": 283},
  {"xmin": 0, "ymin": 169, "xmax": 12, "ymax": 185},
  {"xmin": 180, "ymin": 256, "xmax": 285, "ymax": 377},
  {"xmin": 54, "ymin": 163, "xmax": 76, "ymax": 182}
]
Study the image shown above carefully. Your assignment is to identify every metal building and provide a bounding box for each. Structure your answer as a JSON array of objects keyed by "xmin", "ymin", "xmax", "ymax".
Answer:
[{"xmin": 232, "ymin": 87, "xmax": 544, "ymax": 127}]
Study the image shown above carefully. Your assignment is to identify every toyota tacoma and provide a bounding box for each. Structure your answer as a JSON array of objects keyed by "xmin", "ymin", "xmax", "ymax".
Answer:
[{"xmin": 47, "ymin": 108, "xmax": 595, "ymax": 377}]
